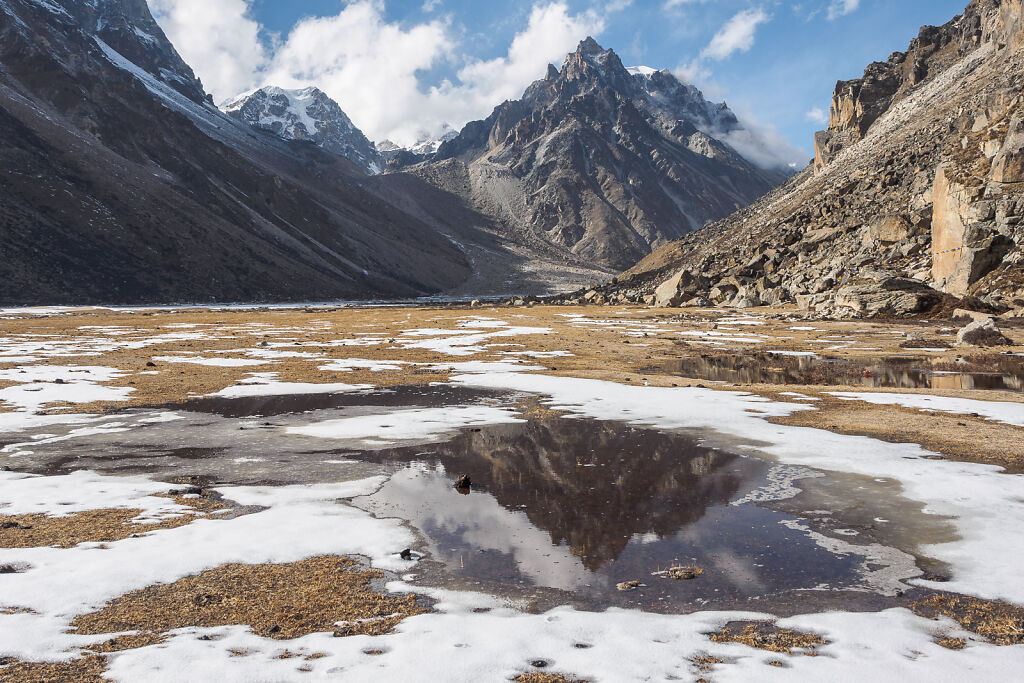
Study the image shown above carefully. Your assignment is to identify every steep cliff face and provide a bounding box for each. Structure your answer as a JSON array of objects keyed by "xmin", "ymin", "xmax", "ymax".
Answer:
[
  {"xmin": 407, "ymin": 39, "xmax": 787, "ymax": 272},
  {"xmin": 813, "ymin": 2, "xmax": 993, "ymax": 173},
  {"xmin": 599, "ymin": 0, "xmax": 1024, "ymax": 317},
  {"xmin": 63, "ymin": 0, "xmax": 208, "ymax": 103},
  {"xmin": 0, "ymin": 0, "xmax": 479, "ymax": 304}
]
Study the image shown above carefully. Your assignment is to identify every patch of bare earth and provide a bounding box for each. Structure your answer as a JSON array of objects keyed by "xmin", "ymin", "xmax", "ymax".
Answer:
[
  {"xmin": 71, "ymin": 556, "xmax": 428, "ymax": 641},
  {"xmin": 913, "ymin": 594, "xmax": 1024, "ymax": 647},
  {"xmin": 709, "ymin": 621, "xmax": 827, "ymax": 655},
  {"xmin": 0, "ymin": 494, "xmax": 227, "ymax": 548}
]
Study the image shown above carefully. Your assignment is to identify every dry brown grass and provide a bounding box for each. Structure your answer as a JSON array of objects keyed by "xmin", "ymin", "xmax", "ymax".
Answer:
[
  {"xmin": 653, "ymin": 564, "xmax": 704, "ymax": 580},
  {"xmin": 691, "ymin": 654, "xmax": 724, "ymax": 673},
  {"xmin": 709, "ymin": 622, "xmax": 827, "ymax": 655},
  {"xmin": 71, "ymin": 556, "xmax": 428, "ymax": 641},
  {"xmin": 515, "ymin": 673, "xmax": 589, "ymax": 683},
  {"xmin": 0, "ymin": 656, "xmax": 108, "ymax": 683},
  {"xmin": 913, "ymin": 594, "xmax": 1024, "ymax": 645},
  {"xmin": 0, "ymin": 495, "xmax": 226, "ymax": 548}
]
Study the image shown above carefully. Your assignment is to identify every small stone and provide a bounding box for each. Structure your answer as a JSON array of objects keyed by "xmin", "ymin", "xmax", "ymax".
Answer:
[
  {"xmin": 399, "ymin": 548, "xmax": 413, "ymax": 560},
  {"xmin": 146, "ymin": 361, "xmax": 157, "ymax": 367},
  {"xmin": 454, "ymin": 474, "xmax": 472, "ymax": 489},
  {"xmin": 616, "ymin": 580, "xmax": 643, "ymax": 591}
]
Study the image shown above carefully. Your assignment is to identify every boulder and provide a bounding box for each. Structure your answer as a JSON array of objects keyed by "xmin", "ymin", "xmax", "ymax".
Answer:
[
  {"xmin": 956, "ymin": 317, "xmax": 1013, "ymax": 346},
  {"xmin": 864, "ymin": 215, "xmax": 911, "ymax": 244},
  {"xmin": 653, "ymin": 269, "xmax": 708, "ymax": 307},
  {"xmin": 952, "ymin": 308, "xmax": 994, "ymax": 322},
  {"xmin": 834, "ymin": 271, "xmax": 941, "ymax": 316}
]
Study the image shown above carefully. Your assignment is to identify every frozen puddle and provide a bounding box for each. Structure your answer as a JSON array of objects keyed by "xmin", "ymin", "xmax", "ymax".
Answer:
[{"xmin": 2, "ymin": 386, "xmax": 946, "ymax": 613}]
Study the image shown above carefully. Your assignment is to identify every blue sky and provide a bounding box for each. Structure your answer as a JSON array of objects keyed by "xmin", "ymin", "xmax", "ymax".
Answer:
[{"xmin": 153, "ymin": 0, "xmax": 970, "ymax": 165}]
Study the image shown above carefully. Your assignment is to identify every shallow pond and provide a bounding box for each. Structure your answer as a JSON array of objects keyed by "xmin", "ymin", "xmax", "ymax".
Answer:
[{"xmin": 0, "ymin": 385, "xmax": 947, "ymax": 613}]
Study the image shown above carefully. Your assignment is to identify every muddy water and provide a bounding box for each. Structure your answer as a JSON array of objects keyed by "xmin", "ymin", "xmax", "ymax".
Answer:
[
  {"xmin": 650, "ymin": 353, "xmax": 1024, "ymax": 392},
  {"xmin": 0, "ymin": 386, "xmax": 950, "ymax": 613}
]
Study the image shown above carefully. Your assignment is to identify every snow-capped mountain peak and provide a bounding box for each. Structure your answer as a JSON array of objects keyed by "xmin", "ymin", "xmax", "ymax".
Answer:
[{"xmin": 223, "ymin": 86, "xmax": 383, "ymax": 174}]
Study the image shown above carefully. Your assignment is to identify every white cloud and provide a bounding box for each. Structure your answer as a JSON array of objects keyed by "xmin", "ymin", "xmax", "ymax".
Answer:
[
  {"xmin": 259, "ymin": 2, "xmax": 455, "ymax": 145},
  {"xmin": 700, "ymin": 8, "xmax": 770, "ymax": 61},
  {"xmin": 805, "ymin": 106, "xmax": 829, "ymax": 124},
  {"xmin": 149, "ymin": 0, "xmax": 267, "ymax": 99},
  {"xmin": 827, "ymin": 0, "xmax": 860, "ymax": 20},
  {"xmin": 421, "ymin": 0, "xmax": 442, "ymax": 12},
  {"xmin": 152, "ymin": 0, "xmax": 610, "ymax": 146},
  {"xmin": 663, "ymin": 0, "xmax": 708, "ymax": 9}
]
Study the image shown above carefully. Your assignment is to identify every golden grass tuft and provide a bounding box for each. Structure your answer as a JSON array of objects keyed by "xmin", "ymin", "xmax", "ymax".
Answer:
[
  {"xmin": 0, "ymin": 656, "xmax": 108, "ymax": 683},
  {"xmin": 709, "ymin": 622, "xmax": 827, "ymax": 654},
  {"xmin": 71, "ymin": 556, "xmax": 427, "ymax": 641},
  {"xmin": 913, "ymin": 594, "xmax": 1024, "ymax": 646},
  {"xmin": 515, "ymin": 673, "xmax": 589, "ymax": 683},
  {"xmin": 0, "ymin": 494, "xmax": 226, "ymax": 549}
]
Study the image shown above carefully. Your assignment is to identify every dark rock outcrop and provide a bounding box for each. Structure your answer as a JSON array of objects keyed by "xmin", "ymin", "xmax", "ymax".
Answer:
[{"xmin": 600, "ymin": 0, "xmax": 1024, "ymax": 317}]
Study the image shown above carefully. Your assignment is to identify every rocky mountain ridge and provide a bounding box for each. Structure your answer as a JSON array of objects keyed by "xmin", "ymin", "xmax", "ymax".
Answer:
[
  {"xmin": 401, "ymin": 38, "xmax": 789, "ymax": 271},
  {"xmin": 593, "ymin": 0, "xmax": 1024, "ymax": 318}
]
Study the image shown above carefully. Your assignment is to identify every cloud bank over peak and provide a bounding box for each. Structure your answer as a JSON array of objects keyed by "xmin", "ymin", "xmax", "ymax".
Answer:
[
  {"xmin": 150, "ymin": 0, "xmax": 805, "ymax": 169},
  {"xmin": 151, "ymin": 0, "xmax": 608, "ymax": 147}
]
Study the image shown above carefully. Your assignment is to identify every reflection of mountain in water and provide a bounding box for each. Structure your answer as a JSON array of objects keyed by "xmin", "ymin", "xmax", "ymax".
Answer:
[
  {"xmin": 655, "ymin": 353, "xmax": 1024, "ymax": 392},
  {"xmin": 375, "ymin": 416, "xmax": 745, "ymax": 571}
]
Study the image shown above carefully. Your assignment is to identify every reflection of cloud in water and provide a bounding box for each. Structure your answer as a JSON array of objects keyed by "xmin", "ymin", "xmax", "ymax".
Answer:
[{"xmin": 363, "ymin": 465, "xmax": 593, "ymax": 591}]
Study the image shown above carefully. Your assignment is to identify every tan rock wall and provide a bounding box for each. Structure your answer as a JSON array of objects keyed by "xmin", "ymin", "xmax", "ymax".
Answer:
[{"xmin": 931, "ymin": 164, "xmax": 972, "ymax": 294}]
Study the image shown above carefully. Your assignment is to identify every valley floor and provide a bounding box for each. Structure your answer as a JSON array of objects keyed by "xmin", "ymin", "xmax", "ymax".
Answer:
[{"xmin": 1, "ymin": 304, "xmax": 1023, "ymax": 681}]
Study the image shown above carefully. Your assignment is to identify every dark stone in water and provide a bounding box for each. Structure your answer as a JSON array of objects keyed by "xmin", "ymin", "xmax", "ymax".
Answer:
[
  {"xmin": 454, "ymin": 474, "xmax": 471, "ymax": 490},
  {"xmin": 399, "ymin": 548, "xmax": 413, "ymax": 560}
]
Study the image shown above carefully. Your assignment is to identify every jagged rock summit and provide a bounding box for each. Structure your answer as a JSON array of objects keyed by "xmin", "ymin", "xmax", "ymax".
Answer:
[
  {"xmin": 404, "ymin": 38, "xmax": 789, "ymax": 271},
  {"xmin": 600, "ymin": 0, "xmax": 1024, "ymax": 317},
  {"xmin": 223, "ymin": 86, "xmax": 384, "ymax": 175}
]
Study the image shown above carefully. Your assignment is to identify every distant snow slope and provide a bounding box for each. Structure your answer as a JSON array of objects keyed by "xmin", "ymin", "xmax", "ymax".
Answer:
[{"xmin": 223, "ymin": 86, "xmax": 384, "ymax": 175}]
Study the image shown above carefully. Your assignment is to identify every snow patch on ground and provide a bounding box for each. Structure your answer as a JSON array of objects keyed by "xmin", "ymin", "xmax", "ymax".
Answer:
[
  {"xmin": 210, "ymin": 373, "xmax": 372, "ymax": 398},
  {"xmin": 287, "ymin": 405, "xmax": 525, "ymax": 447},
  {"xmin": 0, "ymin": 472, "xmax": 409, "ymax": 662},
  {"xmin": 828, "ymin": 392, "xmax": 1024, "ymax": 428}
]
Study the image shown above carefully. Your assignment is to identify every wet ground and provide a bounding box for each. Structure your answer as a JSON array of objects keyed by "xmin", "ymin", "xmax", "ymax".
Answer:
[
  {"xmin": 648, "ymin": 352, "xmax": 1024, "ymax": 392},
  {"xmin": 0, "ymin": 385, "xmax": 949, "ymax": 615}
]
